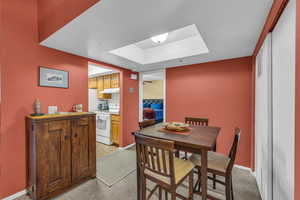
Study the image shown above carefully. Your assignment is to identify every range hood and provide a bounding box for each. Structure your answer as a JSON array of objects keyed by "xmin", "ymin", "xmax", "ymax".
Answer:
[{"xmin": 101, "ymin": 88, "xmax": 120, "ymax": 94}]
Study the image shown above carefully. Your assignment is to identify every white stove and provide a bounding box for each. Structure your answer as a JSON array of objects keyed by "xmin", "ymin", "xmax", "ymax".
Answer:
[{"xmin": 95, "ymin": 111, "xmax": 112, "ymax": 145}]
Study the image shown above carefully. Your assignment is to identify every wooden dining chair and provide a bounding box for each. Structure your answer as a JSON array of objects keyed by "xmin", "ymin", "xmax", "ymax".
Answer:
[
  {"xmin": 190, "ymin": 127, "xmax": 241, "ymax": 200},
  {"xmin": 185, "ymin": 117, "xmax": 209, "ymax": 126},
  {"xmin": 139, "ymin": 119, "xmax": 156, "ymax": 129},
  {"xmin": 135, "ymin": 134, "xmax": 195, "ymax": 200},
  {"xmin": 177, "ymin": 117, "xmax": 211, "ymax": 160}
]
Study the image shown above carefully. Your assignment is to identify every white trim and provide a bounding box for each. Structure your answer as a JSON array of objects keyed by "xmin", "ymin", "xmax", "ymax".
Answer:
[
  {"xmin": 118, "ymin": 143, "xmax": 136, "ymax": 150},
  {"xmin": 234, "ymin": 164, "xmax": 253, "ymax": 173},
  {"xmin": 3, "ymin": 190, "xmax": 27, "ymax": 200},
  {"xmin": 138, "ymin": 69, "xmax": 166, "ymax": 122}
]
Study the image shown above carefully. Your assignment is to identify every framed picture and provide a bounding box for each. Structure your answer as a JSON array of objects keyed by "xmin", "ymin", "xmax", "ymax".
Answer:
[{"xmin": 39, "ymin": 67, "xmax": 69, "ymax": 88}]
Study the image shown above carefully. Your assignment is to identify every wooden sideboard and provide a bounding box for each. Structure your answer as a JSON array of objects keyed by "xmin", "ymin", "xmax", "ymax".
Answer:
[{"xmin": 26, "ymin": 113, "xmax": 96, "ymax": 200}]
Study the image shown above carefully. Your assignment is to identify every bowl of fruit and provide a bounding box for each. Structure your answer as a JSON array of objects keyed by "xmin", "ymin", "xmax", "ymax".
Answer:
[{"xmin": 163, "ymin": 122, "xmax": 190, "ymax": 132}]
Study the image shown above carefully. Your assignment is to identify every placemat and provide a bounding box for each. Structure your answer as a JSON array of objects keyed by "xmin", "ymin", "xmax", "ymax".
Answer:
[{"xmin": 158, "ymin": 127, "xmax": 192, "ymax": 136}]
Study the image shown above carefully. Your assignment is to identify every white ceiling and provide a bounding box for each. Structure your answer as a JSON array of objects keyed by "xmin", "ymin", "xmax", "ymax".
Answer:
[
  {"xmin": 41, "ymin": 0, "xmax": 273, "ymax": 72},
  {"xmin": 88, "ymin": 64, "xmax": 116, "ymax": 77}
]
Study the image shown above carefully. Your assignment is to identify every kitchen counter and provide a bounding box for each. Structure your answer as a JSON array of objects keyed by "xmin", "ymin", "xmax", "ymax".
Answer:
[{"xmin": 27, "ymin": 112, "xmax": 96, "ymax": 120}]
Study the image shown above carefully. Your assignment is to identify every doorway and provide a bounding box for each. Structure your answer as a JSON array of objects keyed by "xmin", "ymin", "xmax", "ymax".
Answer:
[
  {"xmin": 88, "ymin": 64, "xmax": 120, "ymax": 158},
  {"xmin": 139, "ymin": 70, "xmax": 166, "ymax": 123}
]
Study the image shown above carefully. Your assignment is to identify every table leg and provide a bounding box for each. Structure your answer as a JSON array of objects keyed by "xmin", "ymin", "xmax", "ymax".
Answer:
[{"xmin": 201, "ymin": 149, "xmax": 208, "ymax": 200}]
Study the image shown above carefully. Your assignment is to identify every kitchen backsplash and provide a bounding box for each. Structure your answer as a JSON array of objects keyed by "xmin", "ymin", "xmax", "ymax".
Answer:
[{"xmin": 108, "ymin": 93, "xmax": 120, "ymax": 105}]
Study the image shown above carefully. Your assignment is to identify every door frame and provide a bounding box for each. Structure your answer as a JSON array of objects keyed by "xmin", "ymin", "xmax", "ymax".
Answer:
[{"xmin": 138, "ymin": 69, "xmax": 166, "ymax": 122}]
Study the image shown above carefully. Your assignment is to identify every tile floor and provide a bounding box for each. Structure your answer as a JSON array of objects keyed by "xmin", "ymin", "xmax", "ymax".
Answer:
[
  {"xmin": 16, "ymin": 167, "xmax": 261, "ymax": 200},
  {"xmin": 96, "ymin": 142, "xmax": 118, "ymax": 158}
]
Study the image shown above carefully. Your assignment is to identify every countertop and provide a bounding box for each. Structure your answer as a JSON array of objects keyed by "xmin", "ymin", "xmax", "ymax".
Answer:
[{"xmin": 27, "ymin": 112, "xmax": 96, "ymax": 120}]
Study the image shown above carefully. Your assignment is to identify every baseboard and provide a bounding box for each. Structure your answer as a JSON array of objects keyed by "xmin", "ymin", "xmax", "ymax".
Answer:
[
  {"xmin": 3, "ymin": 190, "xmax": 27, "ymax": 200},
  {"xmin": 234, "ymin": 164, "xmax": 253, "ymax": 173},
  {"xmin": 118, "ymin": 143, "xmax": 135, "ymax": 150}
]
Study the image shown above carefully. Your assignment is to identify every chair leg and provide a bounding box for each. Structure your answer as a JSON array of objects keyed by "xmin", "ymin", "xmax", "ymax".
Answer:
[
  {"xmin": 158, "ymin": 187, "xmax": 162, "ymax": 200},
  {"xmin": 142, "ymin": 176, "xmax": 147, "ymax": 200},
  {"xmin": 213, "ymin": 173, "xmax": 216, "ymax": 189},
  {"xmin": 231, "ymin": 176, "xmax": 234, "ymax": 200},
  {"xmin": 197, "ymin": 167, "xmax": 201, "ymax": 192},
  {"xmin": 165, "ymin": 190, "xmax": 168, "ymax": 200},
  {"xmin": 171, "ymin": 193, "xmax": 176, "ymax": 200},
  {"xmin": 225, "ymin": 176, "xmax": 231, "ymax": 200},
  {"xmin": 188, "ymin": 172, "xmax": 193, "ymax": 200}
]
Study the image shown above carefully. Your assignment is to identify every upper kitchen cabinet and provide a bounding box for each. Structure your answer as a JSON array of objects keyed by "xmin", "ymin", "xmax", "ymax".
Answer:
[
  {"xmin": 88, "ymin": 78, "xmax": 97, "ymax": 89},
  {"xmin": 111, "ymin": 73, "xmax": 119, "ymax": 88},
  {"xmin": 103, "ymin": 75, "xmax": 111, "ymax": 89},
  {"xmin": 97, "ymin": 77, "xmax": 111, "ymax": 99}
]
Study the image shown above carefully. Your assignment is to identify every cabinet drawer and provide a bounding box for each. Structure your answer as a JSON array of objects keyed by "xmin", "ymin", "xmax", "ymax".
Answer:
[
  {"xmin": 76, "ymin": 117, "xmax": 89, "ymax": 125},
  {"xmin": 111, "ymin": 115, "xmax": 120, "ymax": 121}
]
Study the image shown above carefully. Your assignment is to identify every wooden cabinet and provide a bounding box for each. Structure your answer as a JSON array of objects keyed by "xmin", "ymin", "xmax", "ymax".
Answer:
[
  {"xmin": 27, "ymin": 113, "xmax": 96, "ymax": 200},
  {"xmin": 111, "ymin": 114, "xmax": 120, "ymax": 146},
  {"xmin": 88, "ymin": 78, "xmax": 97, "ymax": 89},
  {"xmin": 103, "ymin": 75, "xmax": 111, "ymax": 89},
  {"xmin": 111, "ymin": 73, "xmax": 119, "ymax": 88},
  {"xmin": 97, "ymin": 77, "xmax": 111, "ymax": 99}
]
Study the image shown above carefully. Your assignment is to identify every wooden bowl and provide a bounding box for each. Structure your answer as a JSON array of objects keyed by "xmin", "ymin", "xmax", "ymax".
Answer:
[{"xmin": 164, "ymin": 122, "xmax": 189, "ymax": 132}]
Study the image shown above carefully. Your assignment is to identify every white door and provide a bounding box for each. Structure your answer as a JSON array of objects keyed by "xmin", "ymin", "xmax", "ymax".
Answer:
[
  {"xmin": 272, "ymin": 0, "xmax": 295, "ymax": 199},
  {"xmin": 255, "ymin": 33, "xmax": 273, "ymax": 200}
]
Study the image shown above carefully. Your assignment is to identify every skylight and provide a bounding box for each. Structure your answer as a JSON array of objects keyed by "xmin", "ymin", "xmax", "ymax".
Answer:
[{"xmin": 110, "ymin": 24, "xmax": 209, "ymax": 65}]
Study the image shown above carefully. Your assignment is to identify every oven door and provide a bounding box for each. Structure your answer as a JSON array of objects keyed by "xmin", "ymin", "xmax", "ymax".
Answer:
[{"xmin": 96, "ymin": 115, "xmax": 109, "ymax": 137}]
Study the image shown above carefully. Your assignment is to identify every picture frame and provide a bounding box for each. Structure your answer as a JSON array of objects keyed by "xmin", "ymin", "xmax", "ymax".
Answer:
[{"xmin": 39, "ymin": 66, "xmax": 69, "ymax": 88}]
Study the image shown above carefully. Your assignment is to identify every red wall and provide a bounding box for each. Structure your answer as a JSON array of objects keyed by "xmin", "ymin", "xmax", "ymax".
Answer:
[
  {"xmin": 166, "ymin": 57, "xmax": 253, "ymax": 167},
  {"xmin": 0, "ymin": 0, "xmax": 139, "ymax": 198},
  {"xmin": 120, "ymin": 70, "xmax": 139, "ymax": 147},
  {"xmin": 37, "ymin": 0, "xmax": 100, "ymax": 42}
]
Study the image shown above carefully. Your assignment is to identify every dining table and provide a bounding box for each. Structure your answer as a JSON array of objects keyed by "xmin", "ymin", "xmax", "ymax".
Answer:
[{"xmin": 134, "ymin": 123, "xmax": 220, "ymax": 200}]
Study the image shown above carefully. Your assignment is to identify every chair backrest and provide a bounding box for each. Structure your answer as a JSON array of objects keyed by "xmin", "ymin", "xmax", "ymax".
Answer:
[
  {"xmin": 139, "ymin": 119, "xmax": 156, "ymax": 129},
  {"xmin": 227, "ymin": 127, "xmax": 241, "ymax": 173},
  {"xmin": 185, "ymin": 117, "xmax": 209, "ymax": 126},
  {"xmin": 135, "ymin": 134, "xmax": 175, "ymax": 184}
]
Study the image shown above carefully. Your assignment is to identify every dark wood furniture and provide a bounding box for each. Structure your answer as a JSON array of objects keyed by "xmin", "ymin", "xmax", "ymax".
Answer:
[
  {"xmin": 138, "ymin": 119, "xmax": 156, "ymax": 129},
  {"xmin": 135, "ymin": 134, "xmax": 194, "ymax": 200},
  {"xmin": 185, "ymin": 117, "xmax": 209, "ymax": 126},
  {"xmin": 134, "ymin": 123, "xmax": 220, "ymax": 200},
  {"xmin": 190, "ymin": 128, "xmax": 241, "ymax": 200},
  {"xmin": 26, "ymin": 113, "xmax": 96, "ymax": 200},
  {"xmin": 180, "ymin": 117, "xmax": 211, "ymax": 159}
]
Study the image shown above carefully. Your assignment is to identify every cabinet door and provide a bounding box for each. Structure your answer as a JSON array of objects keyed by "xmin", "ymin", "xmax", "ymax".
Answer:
[
  {"xmin": 111, "ymin": 119, "xmax": 120, "ymax": 145},
  {"xmin": 97, "ymin": 77, "xmax": 111, "ymax": 99},
  {"xmin": 36, "ymin": 120, "xmax": 71, "ymax": 198},
  {"xmin": 111, "ymin": 73, "xmax": 119, "ymax": 88},
  {"xmin": 103, "ymin": 75, "xmax": 111, "ymax": 89},
  {"xmin": 97, "ymin": 77, "xmax": 104, "ymax": 91},
  {"xmin": 88, "ymin": 78, "xmax": 97, "ymax": 89},
  {"xmin": 71, "ymin": 117, "xmax": 96, "ymax": 183}
]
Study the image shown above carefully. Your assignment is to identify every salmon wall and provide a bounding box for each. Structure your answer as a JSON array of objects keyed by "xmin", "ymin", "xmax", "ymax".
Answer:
[
  {"xmin": 166, "ymin": 57, "xmax": 253, "ymax": 167},
  {"xmin": 120, "ymin": 70, "xmax": 139, "ymax": 147},
  {"xmin": 37, "ymin": 0, "xmax": 100, "ymax": 41},
  {"xmin": 0, "ymin": 0, "xmax": 139, "ymax": 198}
]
